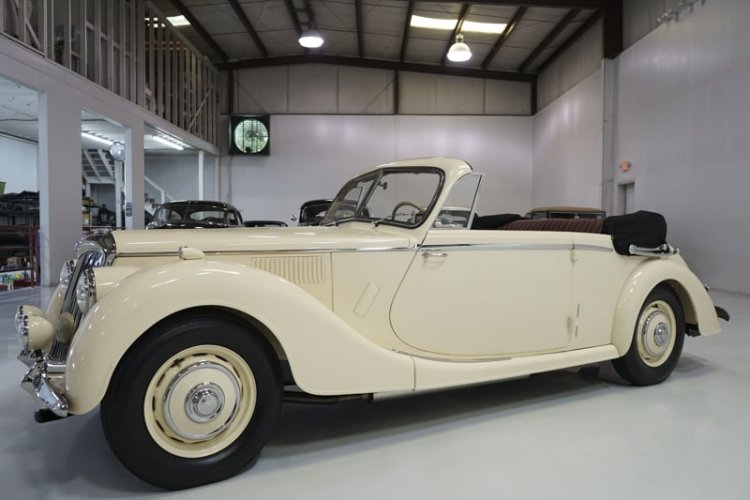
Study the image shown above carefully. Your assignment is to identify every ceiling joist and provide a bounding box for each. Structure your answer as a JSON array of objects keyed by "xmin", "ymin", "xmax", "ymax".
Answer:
[
  {"xmin": 535, "ymin": 10, "xmax": 601, "ymax": 74},
  {"xmin": 354, "ymin": 0, "xmax": 364, "ymax": 58},
  {"xmin": 217, "ymin": 54, "xmax": 535, "ymax": 83},
  {"xmin": 481, "ymin": 6, "xmax": 527, "ymax": 70},
  {"xmin": 165, "ymin": 0, "xmax": 228, "ymax": 62},
  {"xmin": 227, "ymin": 0, "xmax": 268, "ymax": 58},
  {"xmin": 518, "ymin": 8, "xmax": 580, "ymax": 73},
  {"xmin": 399, "ymin": 1, "xmax": 415, "ymax": 63}
]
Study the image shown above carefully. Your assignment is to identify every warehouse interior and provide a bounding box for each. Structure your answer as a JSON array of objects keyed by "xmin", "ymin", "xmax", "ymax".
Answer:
[{"xmin": 0, "ymin": 0, "xmax": 748, "ymax": 498}]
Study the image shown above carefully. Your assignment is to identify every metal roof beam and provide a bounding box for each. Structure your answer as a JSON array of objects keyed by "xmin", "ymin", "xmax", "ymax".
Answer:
[
  {"xmin": 218, "ymin": 54, "xmax": 535, "ymax": 82},
  {"xmin": 481, "ymin": 6, "xmax": 527, "ymax": 70},
  {"xmin": 535, "ymin": 10, "xmax": 600, "ymax": 74},
  {"xmin": 602, "ymin": 0, "xmax": 623, "ymax": 59},
  {"xmin": 440, "ymin": 2, "xmax": 470, "ymax": 66},
  {"xmin": 518, "ymin": 8, "xmax": 579, "ymax": 74},
  {"xmin": 164, "ymin": 0, "xmax": 228, "ymax": 62},
  {"xmin": 424, "ymin": 0, "xmax": 602, "ymax": 7},
  {"xmin": 284, "ymin": 0, "xmax": 302, "ymax": 37},
  {"xmin": 227, "ymin": 0, "xmax": 268, "ymax": 58},
  {"xmin": 355, "ymin": 0, "xmax": 364, "ymax": 58},
  {"xmin": 399, "ymin": 1, "xmax": 415, "ymax": 62}
]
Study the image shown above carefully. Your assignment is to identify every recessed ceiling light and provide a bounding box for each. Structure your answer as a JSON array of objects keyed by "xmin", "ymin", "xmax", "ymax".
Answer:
[
  {"xmin": 462, "ymin": 20, "xmax": 507, "ymax": 34},
  {"xmin": 167, "ymin": 15, "xmax": 190, "ymax": 27},
  {"xmin": 410, "ymin": 15, "xmax": 507, "ymax": 34},
  {"xmin": 410, "ymin": 15, "xmax": 457, "ymax": 31},
  {"xmin": 81, "ymin": 132, "xmax": 114, "ymax": 146}
]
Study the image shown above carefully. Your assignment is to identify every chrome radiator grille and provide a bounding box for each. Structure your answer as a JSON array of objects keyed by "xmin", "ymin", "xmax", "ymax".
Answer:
[{"xmin": 47, "ymin": 250, "xmax": 106, "ymax": 365}]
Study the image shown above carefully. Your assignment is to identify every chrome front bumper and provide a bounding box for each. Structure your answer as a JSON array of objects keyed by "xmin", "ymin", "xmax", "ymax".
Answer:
[
  {"xmin": 16, "ymin": 304, "xmax": 70, "ymax": 419},
  {"xmin": 20, "ymin": 359, "xmax": 69, "ymax": 418}
]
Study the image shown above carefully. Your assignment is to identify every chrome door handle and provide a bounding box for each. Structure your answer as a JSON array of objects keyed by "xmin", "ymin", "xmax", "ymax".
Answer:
[{"xmin": 422, "ymin": 250, "xmax": 448, "ymax": 258}]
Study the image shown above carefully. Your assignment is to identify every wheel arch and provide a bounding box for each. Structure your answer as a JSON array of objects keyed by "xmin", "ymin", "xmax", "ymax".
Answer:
[
  {"xmin": 66, "ymin": 259, "xmax": 415, "ymax": 415},
  {"xmin": 611, "ymin": 259, "xmax": 720, "ymax": 356}
]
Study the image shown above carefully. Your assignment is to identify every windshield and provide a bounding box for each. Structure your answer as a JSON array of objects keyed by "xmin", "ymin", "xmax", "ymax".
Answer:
[
  {"xmin": 152, "ymin": 202, "xmax": 242, "ymax": 227},
  {"xmin": 322, "ymin": 168, "xmax": 443, "ymax": 228}
]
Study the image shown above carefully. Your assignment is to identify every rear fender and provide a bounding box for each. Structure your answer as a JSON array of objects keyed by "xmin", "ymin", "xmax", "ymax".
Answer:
[
  {"xmin": 611, "ymin": 258, "xmax": 721, "ymax": 355},
  {"xmin": 66, "ymin": 259, "xmax": 414, "ymax": 414}
]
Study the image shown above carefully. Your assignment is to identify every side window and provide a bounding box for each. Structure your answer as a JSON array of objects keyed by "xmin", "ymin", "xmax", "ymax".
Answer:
[{"xmin": 433, "ymin": 173, "xmax": 482, "ymax": 229}]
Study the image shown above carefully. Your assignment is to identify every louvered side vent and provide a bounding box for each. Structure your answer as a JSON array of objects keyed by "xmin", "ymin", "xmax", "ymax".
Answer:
[{"xmin": 249, "ymin": 256, "xmax": 328, "ymax": 285}]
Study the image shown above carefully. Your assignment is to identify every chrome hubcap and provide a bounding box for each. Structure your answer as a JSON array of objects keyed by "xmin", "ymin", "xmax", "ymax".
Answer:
[
  {"xmin": 145, "ymin": 345, "xmax": 257, "ymax": 459},
  {"xmin": 637, "ymin": 300, "xmax": 677, "ymax": 367},
  {"xmin": 186, "ymin": 383, "xmax": 225, "ymax": 423},
  {"xmin": 641, "ymin": 312, "xmax": 671, "ymax": 358}
]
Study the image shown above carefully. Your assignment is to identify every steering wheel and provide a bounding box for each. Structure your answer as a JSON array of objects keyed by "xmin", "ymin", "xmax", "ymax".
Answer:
[{"xmin": 391, "ymin": 201, "xmax": 424, "ymax": 222}]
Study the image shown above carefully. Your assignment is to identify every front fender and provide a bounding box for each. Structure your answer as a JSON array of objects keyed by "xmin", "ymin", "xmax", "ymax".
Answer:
[
  {"xmin": 66, "ymin": 259, "xmax": 414, "ymax": 414},
  {"xmin": 611, "ymin": 258, "xmax": 721, "ymax": 355}
]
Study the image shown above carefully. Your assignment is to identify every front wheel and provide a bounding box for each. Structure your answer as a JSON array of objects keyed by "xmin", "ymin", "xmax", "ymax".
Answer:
[
  {"xmin": 101, "ymin": 315, "xmax": 282, "ymax": 489},
  {"xmin": 612, "ymin": 285, "xmax": 685, "ymax": 386}
]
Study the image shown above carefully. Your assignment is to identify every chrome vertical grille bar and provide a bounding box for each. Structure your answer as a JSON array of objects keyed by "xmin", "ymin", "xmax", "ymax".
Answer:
[{"xmin": 47, "ymin": 251, "xmax": 103, "ymax": 365}]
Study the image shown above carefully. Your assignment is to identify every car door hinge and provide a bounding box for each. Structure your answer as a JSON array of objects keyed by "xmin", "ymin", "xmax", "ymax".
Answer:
[
  {"xmin": 567, "ymin": 304, "xmax": 580, "ymax": 338},
  {"xmin": 570, "ymin": 247, "xmax": 579, "ymax": 263}
]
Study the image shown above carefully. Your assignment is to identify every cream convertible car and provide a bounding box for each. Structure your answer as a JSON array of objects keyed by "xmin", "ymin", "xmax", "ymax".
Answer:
[{"xmin": 17, "ymin": 158, "xmax": 726, "ymax": 489}]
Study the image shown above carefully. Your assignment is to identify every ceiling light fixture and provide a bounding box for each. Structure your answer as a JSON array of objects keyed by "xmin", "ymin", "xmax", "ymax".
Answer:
[
  {"xmin": 81, "ymin": 132, "xmax": 114, "ymax": 146},
  {"xmin": 166, "ymin": 15, "xmax": 190, "ymax": 27},
  {"xmin": 410, "ymin": 15, "xmax": 506, "ymax": 34},
  {"xmin": 151, "ymin": 135, "xmax": 184, "ymax": 150},
  {"xmin": 447, "ymin": 33, "xmax": 472, "ymax": 62},
  {"xmin": 461, "ymin": 20, "xmax": 507, "ymax": 34},
  {"xmin": 299, "ymin": 28, "xmax": 324, "ymax": 48},
  {"xmin": 410, "ymin": 14, "xmax": 457, "ymax": 31}
]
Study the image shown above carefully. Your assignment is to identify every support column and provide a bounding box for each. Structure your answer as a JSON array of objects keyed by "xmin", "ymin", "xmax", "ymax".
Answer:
[
  {"xmin": 198, "ymin": 150, "xmax": 204, "ymax": 200},
  {"xmin": 601, "ymin": 58, "xmax": 617, "ymax": 215},
  {"xmin": 124, "ymin": 122, "xmax": 145, "ymax": 229},
  {"xmin": 38, "ymin": 89, "xmax": 82, "ymax": 286},
  {"xmin": 214, "ymin": 155, "xmax": 220, "ymax": 200}
]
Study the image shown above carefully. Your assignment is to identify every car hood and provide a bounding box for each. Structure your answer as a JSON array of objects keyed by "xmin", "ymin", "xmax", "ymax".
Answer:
[{"xmin": 111, "ymin": 224, "xmax": 414, "ymax": 256}]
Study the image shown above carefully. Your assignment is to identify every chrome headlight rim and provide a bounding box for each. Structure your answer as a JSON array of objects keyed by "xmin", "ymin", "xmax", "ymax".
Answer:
[
  {"xmin": 75, "ymin": 268, "xmax": 97, "ymax": 314},
  {"xmin": 15, "ymin": 305, "xmax": 29, "ymax": 351}
]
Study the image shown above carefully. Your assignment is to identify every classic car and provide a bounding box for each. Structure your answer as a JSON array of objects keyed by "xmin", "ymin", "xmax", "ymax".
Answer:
[
  {"xmin": 527, "ymin": 206, "xmax": 607, "ymax": 220},
  {"xmin": 16, "ymin": 157, "xmax": 727, "ymax": 489},
  {"xmin": 296, "ymin": 198, "xmax": 332, "ymax": 225},
  {"xmin": 147, "ymin": 200, "xmax": 243, "ymax": 229}
]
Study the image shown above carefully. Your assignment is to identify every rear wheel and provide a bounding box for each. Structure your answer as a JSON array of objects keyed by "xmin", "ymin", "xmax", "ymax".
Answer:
[
  {"xmin": 101, "ymin": 315, "xmax": 281, "ymax": 489},
  {"xmin": 612, "ymin": 285, "xmax": 685, "ymax": 386}
]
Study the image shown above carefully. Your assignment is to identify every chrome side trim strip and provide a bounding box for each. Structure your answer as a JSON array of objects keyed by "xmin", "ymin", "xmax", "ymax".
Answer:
[
  {"xmin": 391, "ymin": 348, "xmax": 512, "ymax": 363},
  {"xmin": 573, "ymin": 244, "xmax": 614, "ymax": 253},
  {"xmin": 420, "ymin": 243, "xmax": 572, "ymax": 252},
  {"xmin": 118, "ymin": 246, "xmax": 415, "ymax": 257}
]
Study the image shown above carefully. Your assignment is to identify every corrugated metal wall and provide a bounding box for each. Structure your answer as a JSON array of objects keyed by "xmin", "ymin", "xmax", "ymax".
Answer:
[{"xmin": 233, "ymin": 65, "xmax": 531, "ymax": 116}]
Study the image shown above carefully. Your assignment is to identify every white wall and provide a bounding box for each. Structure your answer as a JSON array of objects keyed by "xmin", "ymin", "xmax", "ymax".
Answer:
[
  {"xmin": 144, "ymin": 154, "xmax": 218, "ymax": 209},
  {"xmin": 0, "ymin": 135, "xmax": 37, "ymax": 192},
  {"xmin": 222, "ymin": 115, "xmax": 533, "ymax": 223},
  {"xmin": 613, "ymin": 0, "xmax": 750, "ymax": 292},
  {"xmin": 532, "ymin": 69, "xmax": 604, "ymax": 208},
  {"xmin": 537, "ymin": 19, "xmax": 603, "ymax": 110}
]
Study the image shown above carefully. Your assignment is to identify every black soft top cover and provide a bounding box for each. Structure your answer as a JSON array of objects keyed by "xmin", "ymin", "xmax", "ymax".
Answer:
[{"xmin": 602, "ymin": 210, "xmax": 667, "ymax": 255}]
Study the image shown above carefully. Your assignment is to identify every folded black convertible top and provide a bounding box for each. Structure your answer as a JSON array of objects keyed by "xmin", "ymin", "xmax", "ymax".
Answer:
[{"xmin": 602, "ymin": 210, "xmax": 667, "ymax": 255}]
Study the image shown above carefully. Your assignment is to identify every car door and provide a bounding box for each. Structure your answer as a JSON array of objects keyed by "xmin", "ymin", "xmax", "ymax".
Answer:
[{"xmin": 390, "ymin": 229, "xmax": 574, "ymax": 357}]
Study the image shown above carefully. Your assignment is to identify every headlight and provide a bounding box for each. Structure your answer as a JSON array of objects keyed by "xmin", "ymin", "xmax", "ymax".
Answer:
[
  {"xmin": 59, "ymin": 260, "xmax": 75, "ymax": 290},
  {"xmin": 75, "ymin": 268, "xmax": 97, "ymax": 314}
]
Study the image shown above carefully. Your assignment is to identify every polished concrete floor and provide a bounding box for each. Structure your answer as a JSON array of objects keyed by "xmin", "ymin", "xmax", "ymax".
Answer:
[{"xmin": 0, "ymin": 287, "xmax": 747, "ymax": 499}]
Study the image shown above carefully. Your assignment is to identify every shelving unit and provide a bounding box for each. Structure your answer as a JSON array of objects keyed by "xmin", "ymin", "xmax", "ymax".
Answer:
[{"xmin": 0, "ymin": 192, "xmax": 40, "ymax": 289}]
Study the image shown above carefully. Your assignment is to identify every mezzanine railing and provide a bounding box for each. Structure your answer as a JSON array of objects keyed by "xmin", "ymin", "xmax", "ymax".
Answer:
[{"xmin": 0, "ymin": 0, "xmax": 218, "ymax": 145}]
